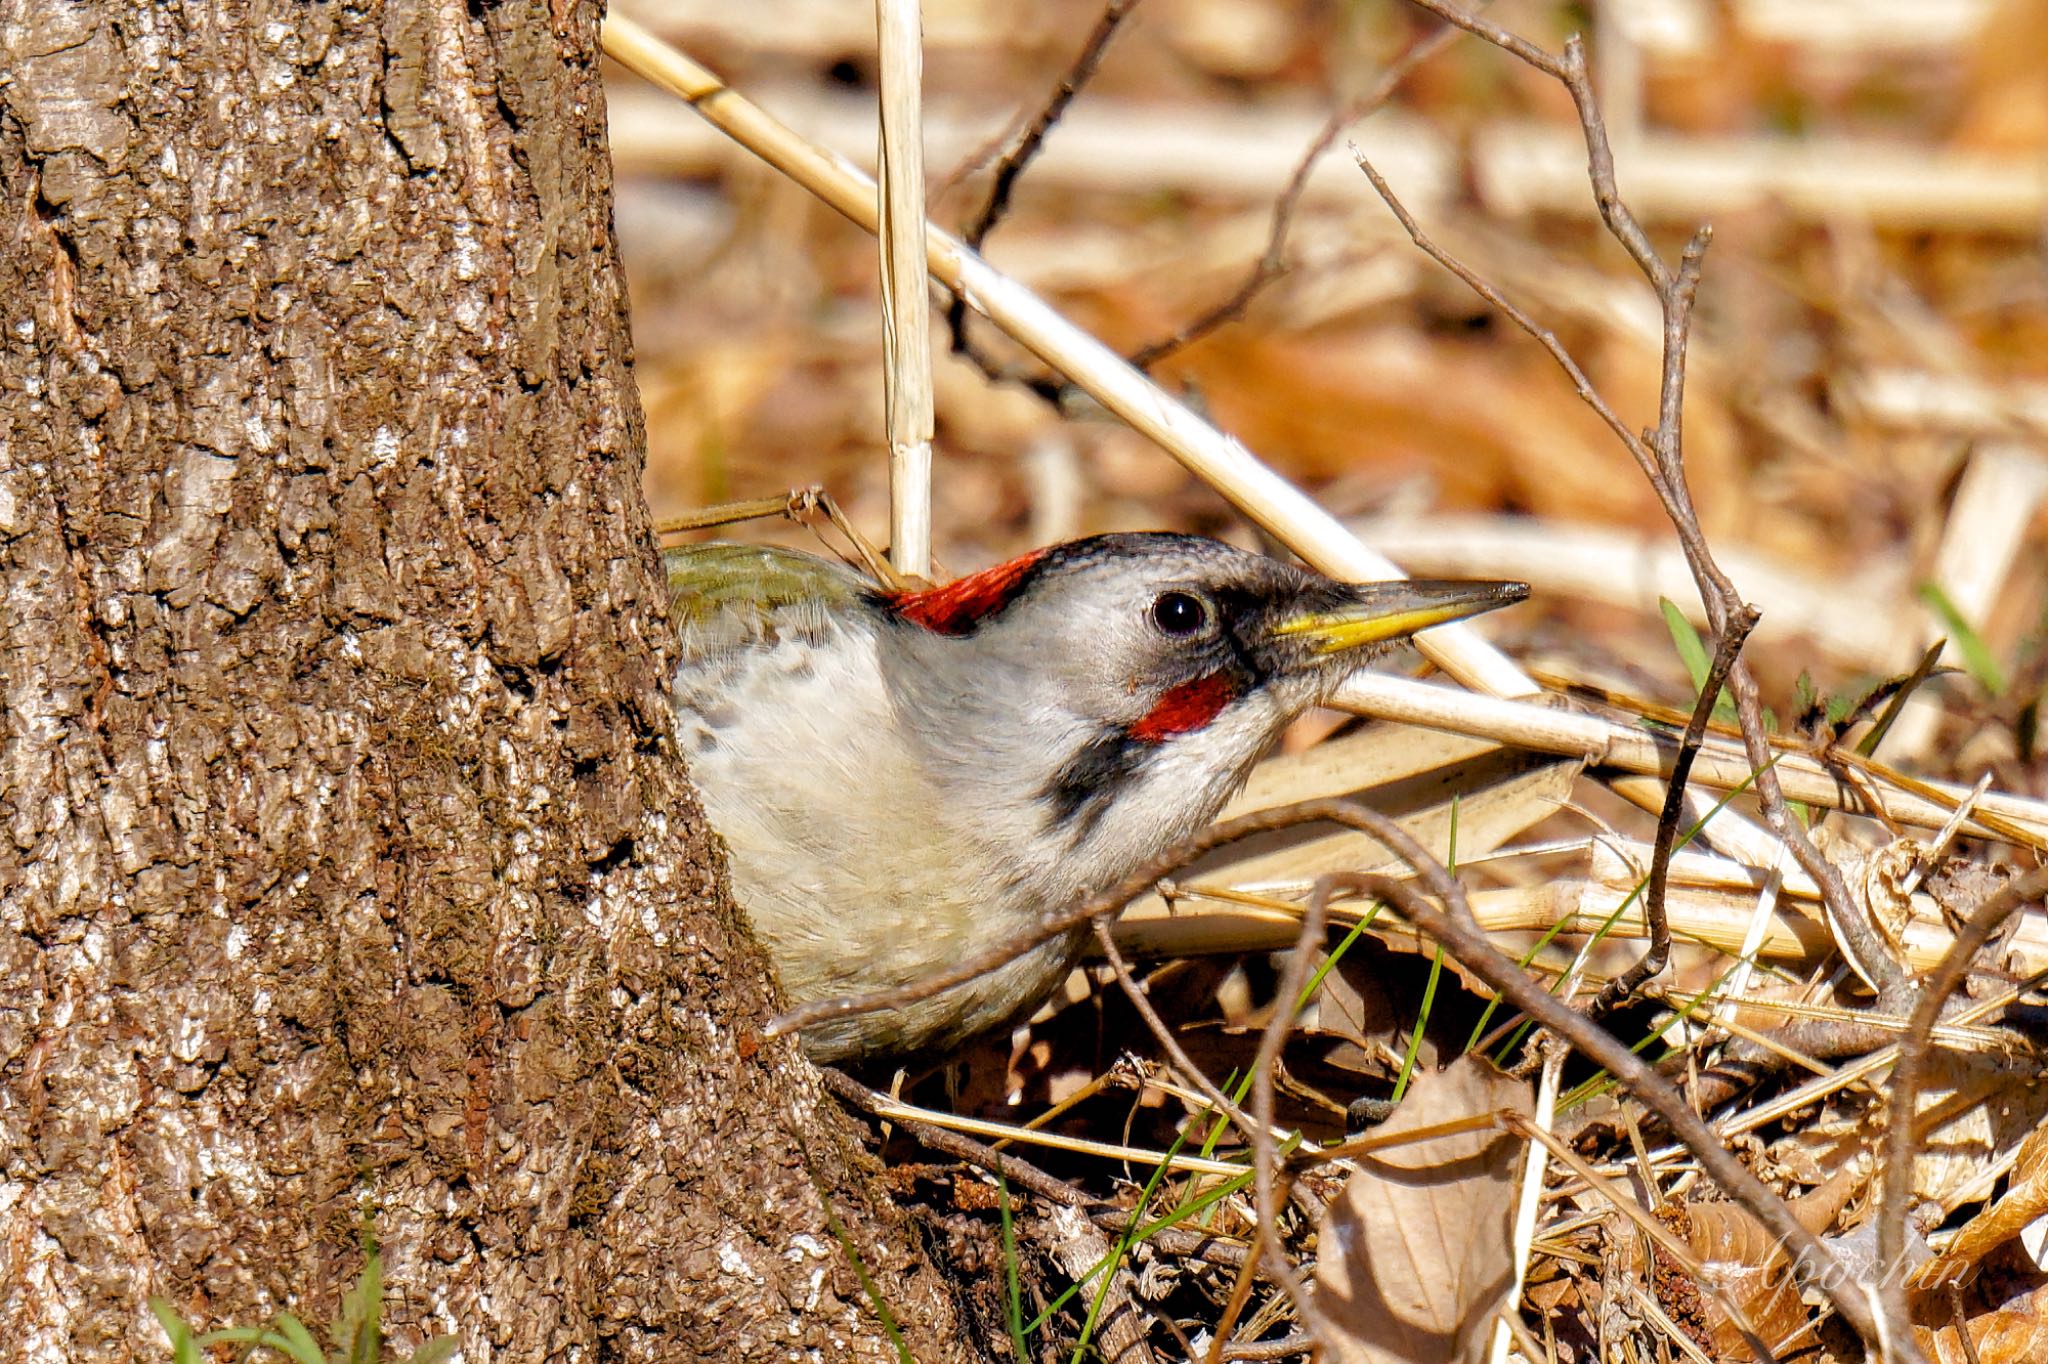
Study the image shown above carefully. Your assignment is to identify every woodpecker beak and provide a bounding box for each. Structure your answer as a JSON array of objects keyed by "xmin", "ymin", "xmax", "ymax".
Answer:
[{"xmin": 1272, "ymin": 578, "xmax": 1529, "ymax": 654}]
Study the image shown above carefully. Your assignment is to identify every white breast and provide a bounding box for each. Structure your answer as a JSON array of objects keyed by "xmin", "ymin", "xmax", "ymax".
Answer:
[{"xmin": 675, "ymin": 619, "xmax": 1078, "ymax": 1059}]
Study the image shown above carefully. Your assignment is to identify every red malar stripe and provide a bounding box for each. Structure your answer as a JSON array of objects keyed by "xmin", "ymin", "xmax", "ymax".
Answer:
[
  {"xmin": 891, "ymin": 548, "xmax": 1051, "ymax": 635},
  {"xmin": 1129, "ymin": 673, "xmax": 1240, "ymax": 743}
]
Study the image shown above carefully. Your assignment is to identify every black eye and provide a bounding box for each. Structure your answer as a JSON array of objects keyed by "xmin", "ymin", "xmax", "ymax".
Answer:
[{"xmin": 1150, "ymin": 591, "xmax": 1210, "ymax": 637}]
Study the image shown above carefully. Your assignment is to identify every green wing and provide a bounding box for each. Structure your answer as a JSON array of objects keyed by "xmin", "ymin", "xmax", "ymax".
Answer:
[{"xmin": 663, "ymin": 542, "xmax": 874, "ymax": 645}]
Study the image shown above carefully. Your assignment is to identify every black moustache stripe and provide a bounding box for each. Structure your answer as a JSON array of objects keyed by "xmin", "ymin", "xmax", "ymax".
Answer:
[{"xmin": 1040, "ymin": 728, "xmax": 1150, "ymax": 841}]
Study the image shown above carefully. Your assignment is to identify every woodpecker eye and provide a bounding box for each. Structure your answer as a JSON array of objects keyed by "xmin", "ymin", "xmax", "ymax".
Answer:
[{"xmin": 1150, "ymin": 591, "xmax": 1210, "ymax": 637}]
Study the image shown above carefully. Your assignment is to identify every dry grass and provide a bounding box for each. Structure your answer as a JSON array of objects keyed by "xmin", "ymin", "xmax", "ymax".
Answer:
[{"xmin": 609, "ymin": 2, "xmax": 2048, "ymax": 1359}]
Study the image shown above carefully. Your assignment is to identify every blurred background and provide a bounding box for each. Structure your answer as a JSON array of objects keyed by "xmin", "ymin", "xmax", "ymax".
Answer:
[
  {"xmin": 596, "ymin": 14, "xmax": 2048, "ymax": 1346},
  {"xmin": 604, "ymin": 0, "xmax": 2048, "ymax": 765}
]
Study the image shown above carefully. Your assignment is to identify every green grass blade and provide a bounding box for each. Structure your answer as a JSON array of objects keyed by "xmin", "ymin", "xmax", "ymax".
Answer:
[
  {"xmin": 817, "ymin": 1192, "xmax": 915, "ymax": 1363},
  {"xmin": 148, "ymin": 1300, "xmax": 204, "ymax": 1364},
  {"xmin": 193, "ymin": 1324, "xmax": 324, "ymax": 1364},
  {"xmin": 999, "ymin": 1176, "xmax": 1029, "ymax": 1364},
  {"xmin": 1391, "ymin": 946, "xmax": 1444, "ymax": 1103},
  {"xmin": 271, "ymin": 1312, "xmax": 323, "ymax": 1364},
  {"xmin": 1069, "ymin": 1114, "xmax": 1193, "ymax": 1362},
  {"xmin": 1918, "ymin": 583, "xmax": 2005, "ymax": 694},
  {"xmin": 343, "ymin": 1249, "xmax": 383, "ymax": 1364},
  {"xmin": 1660, "ymin": 597, "xmax": 1738, "ymax": 722},
  {"xmin": 1661, "ymin": 598, "xmax": 1711, "ymax": 692}
]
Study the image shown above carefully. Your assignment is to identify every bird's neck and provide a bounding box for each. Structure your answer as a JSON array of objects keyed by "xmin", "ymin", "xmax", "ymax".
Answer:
[{"xmin": 884, "ymin": 627, "xmax": 1275, "ymax": 913}]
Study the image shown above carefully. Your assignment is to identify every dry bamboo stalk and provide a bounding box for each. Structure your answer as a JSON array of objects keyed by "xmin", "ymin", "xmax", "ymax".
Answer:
[
  {"xmin": 874, "ymin": 0, "xmax": 933, "ymax": 578},
  {"xmin": 603, "ymin": 85, "xmax": 1451, "ymax": 211},
  {"xmin": 1332, "ymin": 672, "xmax": 2048, "ymax": 845},
  {"xmin": 1885, "ymin": 441, "xmax": 2048, "ymax": 757},
  {"xmin": 1113, "ymin": 881, "xmax": 1800, "ymax": 961},
  {"xmin": 856, "ymin": 1093, "xmax": 1247, "ymax": 1177},
  {"xmin": 1477, "ymin": 124, "xmax": 2048, "ymax": 231},
  {"xmin": 1843, "ymin": 367, "xmax": 2048, "ymax": 438},
  {"xmin": 1351, "ymin": 513, "xmax": 1909, "ymax": 670},
  {"xmin": 1927, "ymin": 443, "xmax": 2048, "ymax": 658},
  {"xmin": 1116, "ymin": 878, "xmax": 2048, "ymax": 975},
  {"xmin": 598, "ymin": 15, "xmax": 1533, "ymax": 699}
]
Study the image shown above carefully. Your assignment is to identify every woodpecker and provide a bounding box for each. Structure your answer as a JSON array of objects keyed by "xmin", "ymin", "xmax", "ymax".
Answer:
[{"xmin": 666, "ymin": 532, "xmax": 1525, "ymax": 1063}]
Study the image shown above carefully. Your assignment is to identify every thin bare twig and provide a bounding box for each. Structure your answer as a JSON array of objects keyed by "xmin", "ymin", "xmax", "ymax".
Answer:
[
  {"xmin": 1365, "ymin": 0, "xmax": 1903, "ymax": 997},
  {"xmin": 1349, "ymin": 151, "xmax": 1656, "ymax": 481},
  {"xmin": 1127, "ymin": 19, "xmax": 1467, "ymax": 371},
  {"xmin": 1878, "ymin": 863, "xmax": 2048, "ymax": 1347},
  {"xmin": 1587, "ymin": 607, "xmax": 1758, "ymax": 1018},
  {"xmin": 818, "ymin": 1067, "xmax": 1255, "ymax": 1268},
  {"xmin": 945, "ymin": 0, "xmax": 1140, "ymax": 401},
  {"xmin": 1247, "ymin": 878, "xmax": 1336, "ymax": 1350},
  {"xmin": 1947, "ymin": 1279, "xmax": 1986, "ymax": 1364},
  {"xmin": 1094, "ymin": 920, "xmax": 1261, "ymax": 1139},
  {"xmin": 957, "ymin": 0, "xmax": 1139, "ymax": 244},
  {"xmin": 785, "ymin": 797, "xmax": 1880, "ymax": 1344},
  {"xmin": 950, "ymin": 6, "xmax": 1468, "ymax": 391},
  {"xmin": 655, "ymin": 484, "xmax": 907, "ymax": 589},
  {"xmin": 1325, "ymin": 827, "xmax": 1878, "ymax": 1346}
]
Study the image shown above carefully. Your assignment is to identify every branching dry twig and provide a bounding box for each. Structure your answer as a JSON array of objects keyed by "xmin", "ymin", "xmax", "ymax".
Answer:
[
  {"xmin": 1364, "ymin": 0, "xmax": 1903, "ymax": 1001},
  {"xmin": 1323, "ymin": 805, "xmax": 1879, "ymax": 1347},
  {"xmin": 1094, "ymin": 919, "xmax": 1262, "ymax": 1139},
  {"xmin": 1588, "ymin": 608, "xmax": 1757, "ymax": 1018},
  {"xmin": 1878, "ymin": 862, "xmax": 2048, "ymax": 1349},
  {"xmin": 948, "ymin": 4, "xmax": 1466, "ymax": 393},
  {"xmin": 1126, "ymin": 19, "xmax": 1465, "ymax": 372},
  {"xmin": 946, "ymin": 0, "xmax": 1141, "ymax": 402},
  {"xmin": 784, "ymin": 798, "xmax": 1883, "ymax": 1345}
]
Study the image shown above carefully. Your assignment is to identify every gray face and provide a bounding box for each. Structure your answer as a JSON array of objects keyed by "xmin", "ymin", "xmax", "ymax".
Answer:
[
  {"xmin": 954, "ymin": 533, "xmax": 1357, "ymax": 730},
  {"xmin": 877, "ymin": 534, "xmax": 1379, "ymax": 870}
]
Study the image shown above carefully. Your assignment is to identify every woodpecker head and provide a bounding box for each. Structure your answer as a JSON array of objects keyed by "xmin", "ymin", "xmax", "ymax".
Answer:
[{"xmin": 874, "ymin": 533, "xmax": 1526, "ymax": 892}]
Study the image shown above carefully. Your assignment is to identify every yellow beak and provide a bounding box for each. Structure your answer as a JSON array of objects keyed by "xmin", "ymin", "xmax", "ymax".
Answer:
[{"xmin": 1272, "ymin": 579, "xmax": 1529, "ymax": 654}]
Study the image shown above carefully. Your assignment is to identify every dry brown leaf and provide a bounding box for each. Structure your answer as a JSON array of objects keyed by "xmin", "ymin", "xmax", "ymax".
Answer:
[
  {"xmin": 1814, "ymin": 833, "xmax": 1927, "ymax": 990},
  {"xmin": 1772, "ymin": 1050, "xmax": 2048, "ymax": 1221},
  {"xmin": 1313, "ymin": 1055, "xmax": 1532, "ymax": 1364},
  {"xmin": 1914, "ymin": 1268, "xmax": 2048, "ymax": 1364},
  {"xmin": 1112, "ymin": 755, "xmax": 1576, "ymax": 966},
  {"xmin": 1909, "ymin": 1051, "xmax": 2048, "ymax": 1213},
  {"xmin": 1647, "ymin": 1168, "xmax": 1859, "ymax": 1361},
  {"xmin": 1921, "ymin": 1120, "xmax": 2048, "ymax": 1287}
]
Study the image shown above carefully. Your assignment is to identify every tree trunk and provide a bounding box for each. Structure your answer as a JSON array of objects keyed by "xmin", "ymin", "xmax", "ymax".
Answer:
[{"xmin": 0, "ymin": 1, "xmax": 970, "ymax": 1357}]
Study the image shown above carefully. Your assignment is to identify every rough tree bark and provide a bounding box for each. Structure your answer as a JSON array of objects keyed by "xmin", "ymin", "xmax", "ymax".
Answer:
[{"xmin": 0, "ymin": 1, "xmax": 973, "ymax": 1358}]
